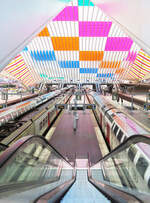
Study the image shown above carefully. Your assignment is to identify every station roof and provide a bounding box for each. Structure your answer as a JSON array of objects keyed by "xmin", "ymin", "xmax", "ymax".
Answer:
[{"xmin": 0, "ymin": 0, "xmax": 150, "ymax": 87}]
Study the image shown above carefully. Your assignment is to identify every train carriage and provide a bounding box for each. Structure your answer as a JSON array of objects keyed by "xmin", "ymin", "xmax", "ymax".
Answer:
[{"xmin": 89, "ymin": 91, "xmax": 150, "ymax": 190}]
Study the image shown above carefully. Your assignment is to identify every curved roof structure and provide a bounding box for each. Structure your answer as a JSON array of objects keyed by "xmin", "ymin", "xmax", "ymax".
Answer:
[
  {"xmin": 1, "ymin": 0, "xmax": 150, "ymax": 86},
  {"xmin": 92, "ymin": 0, "xmax": 150, "ymax": 52}
]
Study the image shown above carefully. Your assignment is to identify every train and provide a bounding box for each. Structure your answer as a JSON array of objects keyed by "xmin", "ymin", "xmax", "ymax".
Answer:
[
  {"xmin": 0, "ymin": 88, "xmax": 69, "ymax": 128},
  {"xmin": 0, "ymin": 88, "xmax": 71, "ymax": 149},
  {"xmin": 87, "ymin": 92, "xmax": 150, "ymax": 191}
]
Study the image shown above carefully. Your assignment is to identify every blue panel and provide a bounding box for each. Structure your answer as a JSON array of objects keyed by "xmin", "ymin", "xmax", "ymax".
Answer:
[
  {"xmin": 31, "ymin": 50, "xmax": 56, "ymax": 61},
  {"xmin": 23, "ymin": 47, "xmax": 28, "ymax": 51},
  {"xmin": 78, "ymin": 0, "xmax": 94, "ymax": 6},
  {"xmin": 80, "ymin": 68, "xmax": 98, "ymax": 73},
  {"xmin": 58, "ymin": 61, "xmax": 79, "ymax": 68},
  {"xmin": 40, "ymin": 73, "xmax": 48, "ymax": 78},
  {"xmin": 96, "ymin": 73, "xmax": 114, "ymax": 78},
  {"xmin": 43, "ymin": 51, "xmax": 47, "ymax": 60}
]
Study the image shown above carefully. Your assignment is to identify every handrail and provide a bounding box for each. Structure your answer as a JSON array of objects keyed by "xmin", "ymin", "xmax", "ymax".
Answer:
[
  {"xmin": 35, "ymin": 168, "xmax": 76, "ymax": 203},
  {"xmin": 35, "ymin": 178, "xmax": 75, "ymax": 203},
  {"xmin": 87, "ymin": 163, "xmax": 144, "ymax": 203},
  {"xmin": 88, "ymin": 171, "xmax": 142, "ymax": 203},
  {"xmin": 91, "ymin": 134, "xmax": 150, "ymax": 167},
  {"xmin": 89, "ymin": 134, "xmax": 150, "ymax": 203},
  {"xmin": 0, "ymin": 135, "xmax": 74, "ymax": 168}
]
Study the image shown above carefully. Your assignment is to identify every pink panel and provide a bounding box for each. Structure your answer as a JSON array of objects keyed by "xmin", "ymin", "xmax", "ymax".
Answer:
[
  {"xmin": 53, "ymin": 6, "xmax": 78, "ymax": 21},
  {"xmin": 126, "ymin": 51, "xmax": 137, "ymax": 62},
  {"xmin": 105, "ymin": 37, "xmax": 133, "ymax": 51},
  {"xmin": 79, "ymin": 22, "xmax": 112, "ymax": 37}
]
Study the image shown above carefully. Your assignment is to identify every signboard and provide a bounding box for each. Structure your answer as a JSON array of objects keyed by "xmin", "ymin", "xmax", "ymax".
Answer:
[
  {"xmin": 70, "ymin": 104, "xmax": 96, "ymax": 110},
  {"xmin": 85, "ymin": 104, "xmax": 96, "ymax": 110},
  {"xmin": 55, "ymin": 104, "xmax": 67, "ymax": 110}
]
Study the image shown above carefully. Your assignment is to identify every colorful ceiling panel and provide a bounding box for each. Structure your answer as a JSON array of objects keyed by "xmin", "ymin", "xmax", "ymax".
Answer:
[
  {"xmin": 51, "ymin": 37, "xmax": 79, "ymax": 51},
  {"xmin": 1, "ymin": 0, "xmax": 150, "ymax": 85},
  {"xmin": 1, "ymin": 55, "xmax": 37, "ymax": 87},
  {"xmin": 127, "ymin": 49, "xmax": 150, "ymax": 81}
]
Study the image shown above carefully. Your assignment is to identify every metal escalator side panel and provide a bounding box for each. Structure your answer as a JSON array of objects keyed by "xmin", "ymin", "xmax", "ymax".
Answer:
[
  {"xmin": 0, "ymin": 135, "xmax": 74, "ymax": 195},
  {"xmin": 89, "ymin": 134, "xmax": 150, "ymax": 203}
]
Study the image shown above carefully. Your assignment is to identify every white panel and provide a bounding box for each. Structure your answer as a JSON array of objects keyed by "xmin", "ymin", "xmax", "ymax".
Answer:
[
  {"xmin": 108, "ymin": 23, "xmax": 127, "ymax": 37},
  {"xmin": 47, "ymin": 21, "xmax": 79, "ymax": 37},
  {"xmin": 68, "ymin": 0, "xmax": 78, "ymax": 6},
  {"xmin": 78, "ymin": 7, "xmax": 94, "ymax": 21},
  {"xmin": 40, "ymin": 61, "xmax": 60, "ymax": 78},
  {"xmin": 120, "ymin": 60, "xmax": 128, "ymax": 69},
  {"xmin": 98, "ymin": 68, "xmax": 113, "ymax": 73},
  {"xmin": 78, "ymin": 6, "xmax": 109, "ymax": 22},
  {"xmin": 48, "ymin": 22, "xmax": 78, "ymax": 37},
  {"xmin": 130, "ymin": 42, "xmax": 140, "ymax": 53},
  {"xmin": 79, "ymin": 61, "xmax": 99, "ymax": 68},
  {"xmin": 79, "ymin": 37, "xmax": 107, "ymax": 51},
  {"xmin": 21, "ymin": 52, "xmax": 41, "ymax": 82},
  {"xmin": 92, "ymin": 0, "xmax": 150, "ymax": 53},
  {"xmin": 27, "ymin": 37, "xmax": 54, "ymax": 51},
  {"xmin": 36, "ymin": 61, "xmax": 47, "ymax": 74},
  {"xmin": 96, "ymin": 8, "xmax": 106, "ymax": 21},
  {"xmin": 103, "ymin": 51, "xmax": 128, "ymax": 61},
  {"xmin": 92, "ymin": 6, "xmax": 103, "ymax": 21},
  {"xmin": 99, "ymin": 11, "xmax": 110, "ymax": 22},
  {"xmin": 55, "ymin": 51, "xmax": 79, "ymax": 61}
]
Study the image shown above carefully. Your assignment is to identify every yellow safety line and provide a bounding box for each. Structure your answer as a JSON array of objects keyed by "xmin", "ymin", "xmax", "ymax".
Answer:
[
  {"xmin": 45, "ymin": 109, "xmax": 65, "ymax": 141},
  {"xmin": 90, "ymin": 110, "xmax": 98, "ymax": 127},
  {"xmin": 53, "ymin": 110, "xmax": 64, "ymax": 127},
  {"xmin": 45, "ymin": 127, "xmax": 56, "ymax": 141},
  {"xmin": 94, "ymin": 127, "xmax": 109, "ymax": 157},
  {"xmin": 89, "ymin": 109, "xmax": 109, "ymax": 156}
]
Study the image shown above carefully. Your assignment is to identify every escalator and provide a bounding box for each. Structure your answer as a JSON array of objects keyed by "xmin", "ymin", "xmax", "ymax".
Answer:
[
  {"xmin": 0, "ymin": 135, "xmax": 150, "ymax": 202},
  {"xmin": 61, "ymin": 170, "xmax": 109, "ymax": 203}
]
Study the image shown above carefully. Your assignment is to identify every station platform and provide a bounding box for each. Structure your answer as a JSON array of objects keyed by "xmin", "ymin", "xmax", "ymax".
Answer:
[
  {"xmin": 0, "ymin": 92, "xmax": 148, "ymax": 203},
  {"xmin": 46, "ymin": 108, "xmax": 109, "ymax": 166},
  {"xmin": 118, "ymin": 92, "xmax": 149, "ymax": 108},
  {"xmin": 105, "ymin": 94, "xmax": 150, "ymax": 132},
  {"xmin": 0, "ymin": 92, "xmax": 39, "ymax": 107}
]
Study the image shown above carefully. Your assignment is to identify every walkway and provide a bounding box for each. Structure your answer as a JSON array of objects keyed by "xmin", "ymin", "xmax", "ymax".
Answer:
[{"xmin": 49, "ymin": 110, "xmax": 102, "ymax": 165}]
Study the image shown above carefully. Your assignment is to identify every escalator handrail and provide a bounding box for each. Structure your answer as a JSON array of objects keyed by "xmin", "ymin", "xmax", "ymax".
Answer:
[
  {"xmin": 0, "ymin": 135, "xmax": 74, "ymax": 168},
  {"xmin": 91, "ymin": 134, "xmax": 150, "ymax": 167},
  {"xmin": 87, "ymin": 168, "xmax": 143, "ymax": 203},
  {"xmin": 35, "ymin": 168, "xmax": 76, "ymax": 203},
  {"xmin": 35, "ymin": 178, "xmax": 75, "ymax": 203}
]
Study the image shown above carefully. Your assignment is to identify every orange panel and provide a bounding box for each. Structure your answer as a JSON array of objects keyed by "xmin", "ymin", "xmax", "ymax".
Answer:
[
  {"xmin": 51, "ymin": 37, "xmax": 79, "ymax": 51},
  {"xmin": 79, "ymin": 51, "xmax": 103, "ymax": 61},
  {"xmin": 38, "ymin": 27, "xmax": 50, "ymax": 37},
  {"xmin": 100, "ymin": 61, "xmax": 121, "ymax": 69},
  {"xmin": 115, "ymin": 68, "xmax": 124, "ymax": 74}
]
